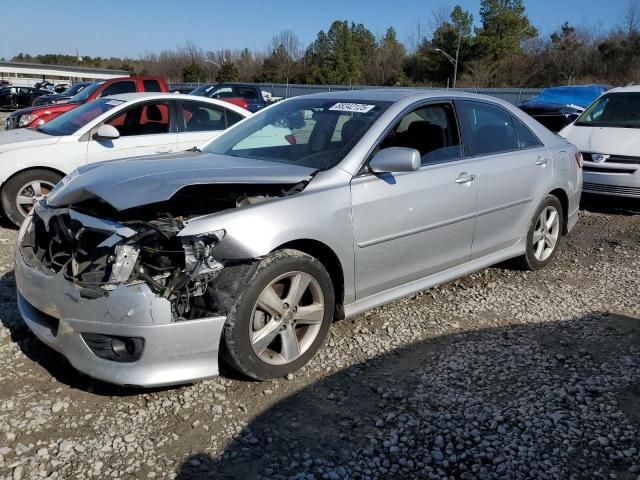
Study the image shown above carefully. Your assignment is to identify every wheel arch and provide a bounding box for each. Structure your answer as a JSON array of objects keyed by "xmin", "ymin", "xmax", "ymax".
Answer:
[
  {"xmin": 548, "ymin": 188, "xmax": 569, "ymax": 235},
  {"xmin": 273, "ymin": 239, "xmax": 345, "ymax": 319}
]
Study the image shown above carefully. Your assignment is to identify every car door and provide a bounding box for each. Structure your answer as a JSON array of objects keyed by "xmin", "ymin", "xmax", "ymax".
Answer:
[
  {"xmin": 176, "ymin": 100, "xmax": 246, "ymax": 150},
  {"xmin": 86, "ymin": 100, "xmax": 178, "ymax": 164},
  {"xmin": 455, "ymin": 100, "xmax": 553, "ymax": 259},
  {"xmin": 350, "ymin": 102, "xmax": 478, "ymax": 299}
]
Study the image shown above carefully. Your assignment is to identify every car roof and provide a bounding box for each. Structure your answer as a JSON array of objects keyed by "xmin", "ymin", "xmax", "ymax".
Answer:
[
  {"xmin": 90, "ymin": 92, "xmax": 252, "ymax": 116},
  {"xmin": 607, "ymin": 85, "xmax": 640, "ymax": 93},
  {"xmin": 296, "ymin": 88, "xmax": 511, "ymax": 103}
]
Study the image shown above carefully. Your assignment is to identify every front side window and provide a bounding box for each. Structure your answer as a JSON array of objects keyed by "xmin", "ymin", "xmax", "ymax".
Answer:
[
  {"xmin": 457, "ymin": 101, "xmax": 519, "ymax": 156},
  {"xmin": 100, "ymin": 81, "xmax": 137, "ymax": 98},
  {"xmin": 105, "ymin": 101, "xmax": 170, "ymax": 136},
  {"xmin": 379, "ymin": 103, "xmax": 462, "ymax": 164},
  {"xmin": 576, "ymin": 92, "xmax": 640, "ymax": 128},
  {"xmin": 180, "ymin": 101, "xmax": 226, "ymax": 132},
  {"xmin": 203, "ymin": 98, "xmax": 391, "ymax": 170}
]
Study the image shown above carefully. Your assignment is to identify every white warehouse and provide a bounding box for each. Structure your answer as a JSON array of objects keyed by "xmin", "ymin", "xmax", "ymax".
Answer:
[{"xmin": 0, "ymin": 61, "xmax": 129, "ymax": 87}]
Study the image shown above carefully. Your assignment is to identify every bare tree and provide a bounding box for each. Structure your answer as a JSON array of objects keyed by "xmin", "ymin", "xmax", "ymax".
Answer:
[
  {"xmin": 270, "ymin": 31, "xmax": 303, "ymax": 59},
  {"xmin": 622, "ymin": 0, "xmax": 640, "ymax": 35},
  {"xmin": 405, "ymin": 19, "xmax": 425, "ymax": 54}
]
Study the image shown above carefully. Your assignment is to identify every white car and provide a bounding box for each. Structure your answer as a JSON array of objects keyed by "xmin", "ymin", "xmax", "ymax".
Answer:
[
  {"xmin": 0, "ymin": 93, "xmax": 250, "ymax": 226},
  {"xmin": 560, "ymin": 85, "xmax": 640, "ymax": 198}
]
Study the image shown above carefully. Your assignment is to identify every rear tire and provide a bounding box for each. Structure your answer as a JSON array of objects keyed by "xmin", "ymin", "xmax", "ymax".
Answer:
[
  {"xmin": 514, "ymin": 195, "xmax": 564, "ymax": 271},
  {"xmin": 1, "ymin": 169, "xmax": 62, "ymax": 227},
  {"xmin": 222, "ymin": 249, "xmax": 335, "ymax": 380}
]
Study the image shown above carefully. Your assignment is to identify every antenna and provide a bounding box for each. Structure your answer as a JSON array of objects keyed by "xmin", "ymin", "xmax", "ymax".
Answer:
[{"xmin": 76, "ymin": 49, "xmax": 82, "ymax": 62}]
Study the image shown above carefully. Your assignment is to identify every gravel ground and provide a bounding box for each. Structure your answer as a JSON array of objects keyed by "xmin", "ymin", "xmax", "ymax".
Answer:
[{"xmin": 0, "ymin": 195, "xmax": 639, "ymax": 480}]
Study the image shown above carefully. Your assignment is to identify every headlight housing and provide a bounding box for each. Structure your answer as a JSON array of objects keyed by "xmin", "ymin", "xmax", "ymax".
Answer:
[{"xmin": 18, "ymin": 114, "xmax": 38, "ymax": 127}]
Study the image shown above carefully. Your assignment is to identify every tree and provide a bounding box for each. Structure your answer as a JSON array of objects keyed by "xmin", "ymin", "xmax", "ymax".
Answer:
[
  {"xmin": 257, "ymin": 44, "xmax": 297, "ymax": 83},
  {"xmin": 181, "ymin": 61, "xmax": 207, "ymax": 82},
  {"xmin": 373, "ymin": 28, "xmax": 407, "ymax": 85},
  {"xmin": 404, "ymin": 5, "xmax": 474, "ymax": 86},
  {"xmin": 215, "ymin": 62, "xmax": 240, "ymax": 82},
  {"xmin": 475, "ymin": 0, "xmax": 538, "ymax": 60}
]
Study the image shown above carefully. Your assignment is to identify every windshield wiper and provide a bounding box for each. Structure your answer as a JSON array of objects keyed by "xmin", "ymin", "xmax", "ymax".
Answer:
[{"xmin": 186, "ymin": 146, "xmax": 201, "ymax": 152}]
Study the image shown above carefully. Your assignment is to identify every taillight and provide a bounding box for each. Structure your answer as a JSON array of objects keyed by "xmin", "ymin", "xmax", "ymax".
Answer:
[
  {"xmin": 575, "ymin": 152, "xmax": 583, "ymax": 168},
  {"xmin": 285, "ymin": 134, "xmax": 297, "ymax": 145}
]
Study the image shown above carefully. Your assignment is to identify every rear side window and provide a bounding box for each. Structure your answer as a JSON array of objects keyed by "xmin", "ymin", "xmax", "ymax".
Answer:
[
  {"xmin": 237, "ymin": 87, "xmax": 258, "ymax": 100},
  {"xmin": 100, "ymin": 81, "xmax": 137, "ymax": 97},
  {"xmin": 457, "ymin": 100, "xmax": 519, "ymax": 156},
  {"xmin": 180, "ymin": 101, "xmax": 226, "ymax": 132},
  {"xmin": 512, "ymin": 116, "xmax": 542, "ymax": 149},
  {"xmin": 143, "ymin": 79, "xmax": 162, "ymax": 92},
  {"xmin": 226, "ymin": 109, "xmax": 245, "ymax": 127}
]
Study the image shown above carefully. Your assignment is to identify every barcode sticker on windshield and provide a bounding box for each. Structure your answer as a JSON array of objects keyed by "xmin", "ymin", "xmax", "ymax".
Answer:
[{"xmin": 329, "ymin": 103, "xmax": 375, "ymax": 113}]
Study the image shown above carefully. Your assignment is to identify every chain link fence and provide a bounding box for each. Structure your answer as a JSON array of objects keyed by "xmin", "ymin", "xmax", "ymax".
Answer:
[{"xmin": 169, "ymin": 82, "xmax": 542, "ymax": 105}]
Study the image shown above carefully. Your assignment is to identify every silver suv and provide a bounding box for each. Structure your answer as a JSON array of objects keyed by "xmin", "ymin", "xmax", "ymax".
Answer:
[{"xmin": 15, "ymin": 90, "xmax": 582, "ymax": 387}]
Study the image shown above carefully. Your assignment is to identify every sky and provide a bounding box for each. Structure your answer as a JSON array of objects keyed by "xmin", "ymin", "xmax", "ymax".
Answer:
[{"xmin": 0, "ymin": 0, "xmax": 626, "ymax": 60}]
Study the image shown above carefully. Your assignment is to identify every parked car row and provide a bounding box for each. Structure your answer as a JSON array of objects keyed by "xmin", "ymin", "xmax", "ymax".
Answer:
[{"xmin": 9, "ymin": 88, "xmax": 582, "ymax": 387}]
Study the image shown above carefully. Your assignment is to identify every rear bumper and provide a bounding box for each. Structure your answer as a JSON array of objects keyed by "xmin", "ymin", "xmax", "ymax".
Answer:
[{"xmin": 15, "ymin": 245, "xmax": 226, "ymax": 388}]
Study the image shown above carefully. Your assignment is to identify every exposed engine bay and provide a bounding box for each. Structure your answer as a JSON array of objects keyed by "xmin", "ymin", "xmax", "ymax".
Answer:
[{"xmin": 20, "ymin": 183, "xmax": 306, "ymax": 320}]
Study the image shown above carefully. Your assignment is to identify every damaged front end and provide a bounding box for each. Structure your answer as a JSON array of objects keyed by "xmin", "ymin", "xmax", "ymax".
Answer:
[{"xmin": 20, "ymin": 182, "xmax": 303, "ymax": 321}]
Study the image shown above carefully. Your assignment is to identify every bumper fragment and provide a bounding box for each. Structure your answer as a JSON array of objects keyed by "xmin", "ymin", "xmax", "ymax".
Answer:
[{"xmin": 15, "ymin": 249, "xmax": 227, "ymax": 388}]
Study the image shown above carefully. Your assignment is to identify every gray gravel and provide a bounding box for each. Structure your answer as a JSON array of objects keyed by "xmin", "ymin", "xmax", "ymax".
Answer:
[{"xmin": 0, "ymin": 197, "xmax": 639, "ymax": 480}]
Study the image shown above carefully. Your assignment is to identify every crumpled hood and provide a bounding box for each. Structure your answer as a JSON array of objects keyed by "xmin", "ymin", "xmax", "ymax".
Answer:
[
  {"xmin": 0, "ymin": 128, "xmax": 60, "ymax": 151},
  {"xmin": 560, "ymin": 125, "xmax": 640, "ymax": 156},
  {"xmin": 47, "ymin": 151, "xmax": 317, "ymax": 211}
]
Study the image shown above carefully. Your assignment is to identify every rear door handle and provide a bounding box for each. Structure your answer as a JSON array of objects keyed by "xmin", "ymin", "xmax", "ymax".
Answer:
[
  {"xmin": 455, "ymin": 173, "xmax": 476, "ymax": 184},
  {"xmin": 155, "ymin": 147, "xmax": 173, "ymax": 154},
  {"xmin": 535, "ymin": 157, "xmax": 548, "ymax": 166}
]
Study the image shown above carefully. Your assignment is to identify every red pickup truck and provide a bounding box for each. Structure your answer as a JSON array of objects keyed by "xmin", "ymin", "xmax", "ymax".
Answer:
[{"xmin": 5, "ymin": 76, "xmax": 168, "ymax": 129}]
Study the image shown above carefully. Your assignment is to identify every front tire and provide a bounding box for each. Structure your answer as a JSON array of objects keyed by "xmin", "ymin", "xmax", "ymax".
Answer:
[
  {"xmin": 1, "ymin": 169, "xmax": 62, "ymax": 227},
  {"xmin": 515, "ymin": 195, "xmax": 564, "ymax": 270},
  {"xmin": 222, "ymin": 249, "xmax": 335, "ymax": 380}
]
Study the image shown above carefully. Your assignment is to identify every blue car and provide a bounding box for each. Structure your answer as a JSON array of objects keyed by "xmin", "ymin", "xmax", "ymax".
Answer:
[{"xmin": 519, "ymin": 85, "xmax": 612, "ymax": 132}]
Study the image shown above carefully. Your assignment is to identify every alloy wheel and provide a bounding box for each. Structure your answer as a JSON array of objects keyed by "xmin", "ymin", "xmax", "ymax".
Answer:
[
  {"xmin": 250, "ymin": 271, "xmax": 325, "ymax": 365},
  {"xmin": 16, "ymin": 180, "xmax": 56, "ymax": 217},
  {"xmin": 532, "ymin": 206, "xmax": 560, "ymax": 262}
]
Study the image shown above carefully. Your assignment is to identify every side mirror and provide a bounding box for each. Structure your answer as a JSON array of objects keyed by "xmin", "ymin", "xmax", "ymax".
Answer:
[
  {"xmin": 369, "ymin": 147, "xmax": 421, "ymax": 173},
  {"xmin": 95, "ymin": 124, "xmax": 120, "ymax": 140}
]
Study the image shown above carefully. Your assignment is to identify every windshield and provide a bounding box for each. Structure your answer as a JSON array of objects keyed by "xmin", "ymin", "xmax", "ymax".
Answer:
[
  {"xmin": 203, "ymin": 98, "xmax": 391, "ymax": 170},
  {"xmin": 69, "ymin": 81, "xmax": 104, "ymax": 103},
  {"xmin": 575, "ymin": 92, "xmax": 640, "ymax": 128},
  {"xmin": 534, "ymin": 86, "xmax": 606, "ymax": 108},
  {"xmin": 190, "ymin": 84, "xmax": 214, "ymax": 96},
  {"xmin": 62, "ymin": 83, "xmax": 90, "ymax": 96},
  {"xmin": 38, "ymin": 98, "xmax": 125, "ymax": 136}
]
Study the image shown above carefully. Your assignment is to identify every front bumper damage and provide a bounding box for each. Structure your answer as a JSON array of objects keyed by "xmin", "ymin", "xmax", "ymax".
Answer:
[{"xmin": 15, "ymin": 205, "xmax": 228, "ymax": 387}]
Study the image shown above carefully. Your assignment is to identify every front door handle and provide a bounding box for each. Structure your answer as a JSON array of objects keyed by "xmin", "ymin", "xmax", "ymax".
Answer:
[
  {"xmin": 535, "ymin": 157, "xmax": 548, "ymax": 166},
  {"xmin": 455, "ymin": 173, "xmax": 476, "ymax": 184},
  {"xmin": 155, "ymin": 147, "xmax": 173, "ymax": 154}
]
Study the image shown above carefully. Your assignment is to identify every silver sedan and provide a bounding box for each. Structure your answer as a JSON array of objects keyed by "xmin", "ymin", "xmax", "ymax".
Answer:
[{"xmin": 15, "ymin": 89, "xmax": 582, "ymax": 386}]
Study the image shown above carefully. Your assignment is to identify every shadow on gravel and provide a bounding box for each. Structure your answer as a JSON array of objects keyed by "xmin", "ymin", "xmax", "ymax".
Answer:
[
  {"xmin": 580, "ymin": 193, "xmax": 640, "ymax": 216},
  {"xmin": 175, "ymin": 312, "xmax": 640, "ymax": 480}
]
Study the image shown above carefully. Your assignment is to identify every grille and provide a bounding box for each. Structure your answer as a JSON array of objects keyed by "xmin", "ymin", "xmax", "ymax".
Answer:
[
  {"xmin": 582, "ymin": 152, "xmax": 640, "ymax": 165},
  {"xmin": 583, "ymin": 165, "xmax": 636, "ymax": 174},
  {"xmin": 583, "ymin": 182, "xmax": 640, "ymax": 196}
]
